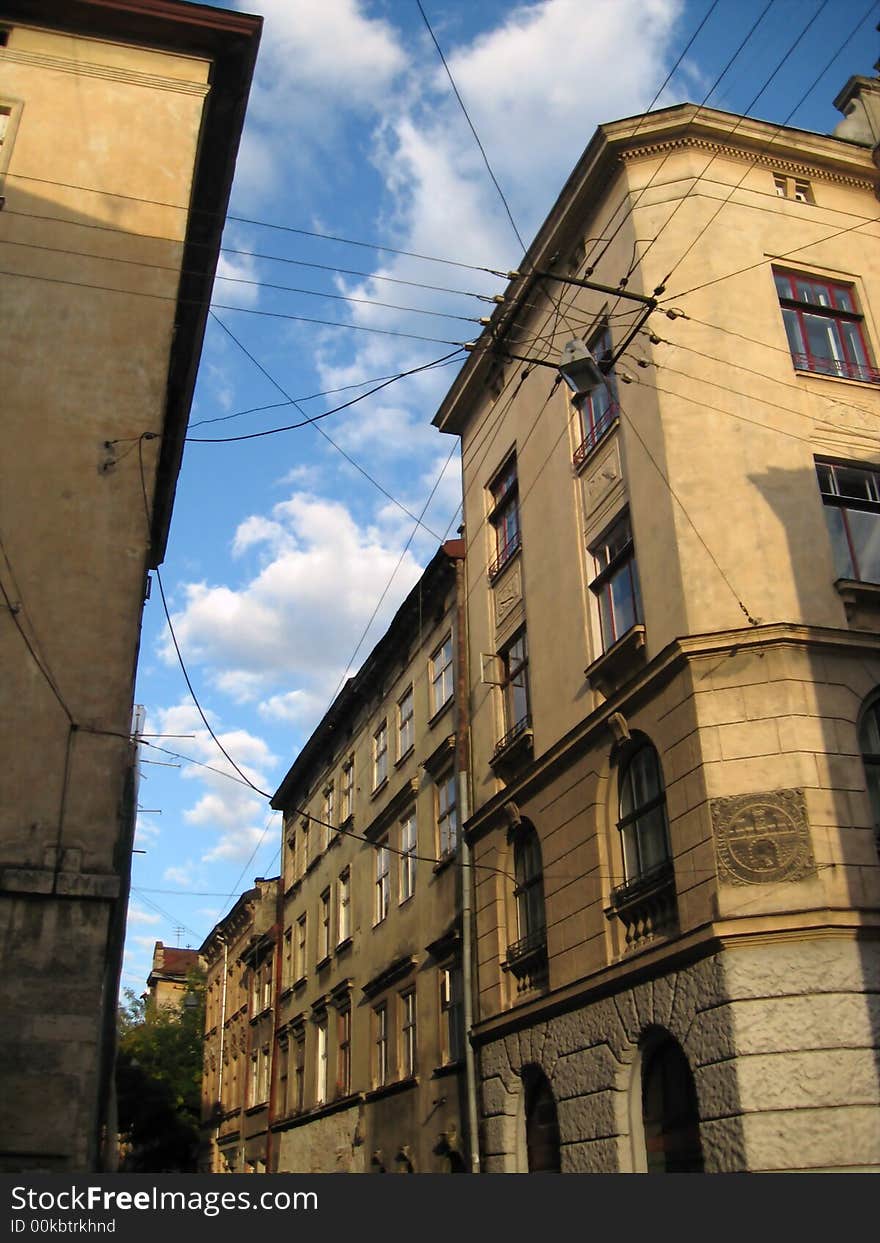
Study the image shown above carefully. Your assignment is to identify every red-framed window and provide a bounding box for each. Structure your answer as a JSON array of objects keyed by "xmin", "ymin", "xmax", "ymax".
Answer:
[
  {"xmin": 573, "ymin": 324, "xmax": 618, "ymax": 466},
  {"xmin": 488, "ymin": 455, "xmax": 520, "ymax": 578},
  {"xmin": 774, "ymin": 269, "xmax": 879, "ymax": 384},
  {"xmin": 816, "ymin": 459, "xmax": 880, "ymax": 584}
]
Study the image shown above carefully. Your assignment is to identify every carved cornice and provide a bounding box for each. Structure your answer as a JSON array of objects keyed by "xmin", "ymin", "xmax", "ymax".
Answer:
[
  {"xmin": 618, "ymin": 135, "xmax": 875, "ymax": 191},
  {"xmin": 0, "ymin": 48, "xmax": 211, "ymax": 96}
]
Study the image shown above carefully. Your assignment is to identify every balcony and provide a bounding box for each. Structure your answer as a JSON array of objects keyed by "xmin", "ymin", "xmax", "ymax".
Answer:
[
  {"xmin": 488, "ymin": 530, "xmax": 521, "ymax": 581},
  {"xmin": 791, "ymin": 352, "xmax": 880, "ymax": 384},
  {"xmin": 607, "ymin": 860, "xmax": 677, "ymax": 952},
  {"xmin": 490, "ymin": 714, "xmax": 533, "ymax": 780},
  {"xmin": 572, "ymin": 404, "xmax": 618, "ymax": 468},
  {"xmin": 504, "ymin": 925, "xmax": 548, "ymax": 995}
]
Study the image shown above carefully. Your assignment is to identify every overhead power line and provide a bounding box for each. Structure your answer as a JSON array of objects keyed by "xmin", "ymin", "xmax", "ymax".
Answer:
[{"xmin": 4, "ymin": 171, "xmax": 511, "ymax": 277}]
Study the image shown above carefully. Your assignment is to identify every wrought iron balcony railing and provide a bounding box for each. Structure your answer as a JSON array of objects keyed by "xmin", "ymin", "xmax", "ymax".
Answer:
[
  {"xmin": 572, "ymin": 403, "xmax": 618, "ymax": 467},
  {"xmin": 488, "ymin": 530, "xmax": 521, "ymax": 581},
  {"xmin": 791, "ymin": 352, "xmax": 880, "ymax": 384}
]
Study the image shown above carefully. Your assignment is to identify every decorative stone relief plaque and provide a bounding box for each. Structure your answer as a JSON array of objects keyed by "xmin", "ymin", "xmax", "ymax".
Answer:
[
  {"xmin": 494, "ymin": 562, "xmax": 522, "ymax": 626},
  {"xmin": 711, "ymin": 788, "xmax": 815, "ymax": 886},
  {"xmin": 583, "ymin": 441, "xmax": 621, "ymax": 513}
]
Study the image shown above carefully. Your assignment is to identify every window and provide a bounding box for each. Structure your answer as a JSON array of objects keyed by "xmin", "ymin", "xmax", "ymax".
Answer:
[
  {"xmin": 512, "ymin": 822, "xmax": 546, "ymax": 952},
  {"xmin": 249, "ymin": 1052, "xmax": 258, "ymax": 1107},
  {"xmin": 816, "ymin": 460, "xmax": 880, "ymax": 584},
  {"xmin": 439, "ymin": 966, "xmax": 464, "ymax": 1064},
  {"xmin": 337, "ymin": 1007, "xmax": 352, "ymax": 1097},
  {"xmin": 285, "ymin": 826, "xmax": 297, "ymax": 888},
  {"xmin": 858, "ymin": 697, "xmax": 880, "ymax": 853},
  {"xmin": 774, "ymin": 269, "xmax": 878, "ymax": 383},
  {"xmin": 399, "ymin": 812, "xmax": 417, "ymax": 903},
  {"xmin": 488, "ymin": 456, "xmax": 520, "ymax": 577},
  {"xmin": 373, "ymin": 1003, "xmax": 388, "ymax": 1088},
  {"xmin": 373, "ymin": 720, "xmax": 388, "ymax": 789},
  {"xmin": 295, "ymin": 913, "xmax": 307, "ymax": 984},
  {"xmin": 322, "ymin": 783, "xmax": 335, "ymax": 846},
  {"xmin": 283, "ymin": 927, "xmax": 292, "ymax": 988},
  {"xmin": 498, "ymin": 629, "xmax": 530, "ymax": 747},
  {"xmin": 278, "ymin": 1038, "xmax": 289, "ymax": 1112},
  {"xmin": 436, "ymin": 771, "xmax": 458, "ymax": 858},
  {"xmin": 300, "ymin": 818, "xmax": 310, "ymax": 873},
  {"xmin": 773, "ymin": 173, "xmax": 813, "ymax": 203},
  {"xmin": 573, "ymin": 323, "xmax": 618, "ymax": 465},
  {"xmin": 640, "ymin": 1034, "xmax": 704, "ymax": 1173},
  {"xmin": 261, "ymin": 954, "xmax": 273, "ymax": 1011},
  {"xmin": 397, "ymin": 685, "xmax": 414, "ymax": 758},
  {"xmin": 319, "ymin": 889, "xmax": 331, "ymax": 962},
  {"xmin": 374, "ymin": 840, "xmax": 390, "ymax": 925},
  {"xmin": 430, "ymin": 635, "xmax": 454, "ymax": 715},
  {"xmin": 618, "ymin": 742, "xmax": 671, "ymax": 884},
  {"xmin": 293, "ymin": 1031, "xmax": 305, "ymax": 1112},
  {"xmin": 400, "ymin": 989, "xmax": 417, "ymax": 1078},
  {"xmin": 316, "ymin": 1017, "xmax": 328, "ymax": 1106},
  {"xmin": 337, "ymin": 867, "xmax": 351, "ymax": 944},
  {"xmin": 523, "ymin": 1065, "xmax": 561, "ymax": 1173},
  {"xmin": 258, "ymin": 1045, "xmax": 270, "ymax": 1104},
  {"xmin": 590, "ymin": 511, "xmax": 643, "ymax": 651},
  {"xmin": 341, "ymin": 755, "xmax": 354, "ymax": 821}
]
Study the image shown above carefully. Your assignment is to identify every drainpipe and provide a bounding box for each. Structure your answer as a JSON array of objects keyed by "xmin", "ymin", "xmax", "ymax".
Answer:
[
  {"xmin": 265, "ymin": 916, "xmax": 282, "ymax": 1173},
  {"xmin": 452, "ymin": 546, "xmax": 481, "ymax": 1173},
  {"xmin": 214, "ymin": 933, "xmax": 228, "ymax": 1173}
]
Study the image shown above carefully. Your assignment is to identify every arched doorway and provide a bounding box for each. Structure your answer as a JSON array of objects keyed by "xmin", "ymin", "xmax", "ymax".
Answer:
[
  {"xmin": 640, "ymin": 1035, "xmax": 704, "ymax": 1173},
  {"xmin": 522, "ymin": 1065, "xmax": 561, "ymax": 1172}
]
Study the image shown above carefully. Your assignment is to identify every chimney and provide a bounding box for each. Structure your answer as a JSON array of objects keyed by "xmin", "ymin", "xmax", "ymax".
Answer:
[{"xmin": 832, "ymin": 74, "xmax": 880, "ymax": 150}]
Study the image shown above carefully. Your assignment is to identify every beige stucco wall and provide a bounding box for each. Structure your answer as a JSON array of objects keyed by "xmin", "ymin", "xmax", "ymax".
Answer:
[{"xmin": 0, "ymin": 21, "xmax": 209, "ymax": 1171}]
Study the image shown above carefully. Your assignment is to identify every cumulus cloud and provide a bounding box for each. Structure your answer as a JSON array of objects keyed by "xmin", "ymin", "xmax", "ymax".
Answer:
[{"xmin": 127, "ymin": 907, "xmax": 161, "ymax": 927}]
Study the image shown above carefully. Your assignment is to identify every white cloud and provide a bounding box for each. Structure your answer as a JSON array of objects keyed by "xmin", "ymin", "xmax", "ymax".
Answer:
[
  {"xmin": 133, "ymin": 934, "xmax": 161, "ymax": 950},
  {"xmin": 127, "ymin": 907, "xmax": 161, "ymax": 927},
  {"xmin": 202, "ymin": 825, "xmax": 273, "ymax": 865},
  {"xmin": 214, "ymin": 249, "xmax": 260, "ymax": 309},
  {"xmin": 163, "ymin": 864, "xmax": 196, "ymax": 888}
]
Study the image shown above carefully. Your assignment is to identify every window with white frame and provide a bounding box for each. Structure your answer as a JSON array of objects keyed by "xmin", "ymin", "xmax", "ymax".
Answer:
[
  {"xmin": 341, "ymin": 755, "xmax": 354, "ymax": 821},
  {"xmin": 397, "ymin": 685, "xmax": 414, "ymax": 758},
  {"xmin": 283, "ymin": 927, "xmax": 292, "ymax": 988},
  {"xmin": 293, "ymin": 1031, "xmax": 305, "ymax": 1112},
  {"xmin": 400, "ymin": 989, "xmax": 417, "ymax": 1078},
  {"xmin": 319, "ymin": 889, "xmax": 331, "ymax": 962},
  {"xmin": 373, "ymin": 1002, "xmax": 388, "ymax": 1088},
  {"xmin": 436, "ymin": 770, "xmax": 458, "ymax": 857},
  {"xmin": 816, "ymin": 459, "xmax": 880, "ymax": 584},
  {"xmin": 300, "ymin": 818, "xmax": 311, "ymax": 873},
  {"xmin": 337, "ymin": 867, "xmax": 351, "ymax": 944},
  {"xmin": 336, "ymin": 1006, "xmax": 351, "ymax": 1097},
  {"xmin": 774, "ymin": 268, "xmax": 878, "ymax": 383},
  {"xmin": 439, "ymin": 965, "xmax": 464, "ymax": 1064},
  {"xmin": 322, "ymin": 783, "xmax": 335, "ymax": 846},
  {"xmin": 488, "ymin": 455, "xmax": 520, "ymax": 578},
  {"xmin": 573, "ymin": 323, "xmax": 618, "ymax": 466},
  {"xmin": 430, "ymin": 634, "xmax": 454, "ymax": 716},
  {"xmin": 261, "ymin": 954, "xmax": 273, "ymax": 1011},
  {"xmin": 294, "ymin": 913, "xmax": 307, "ymax": 983},
  {"xmin": 373, "ymin": 720, "xmax": 388, "ymax": 789},
  {"xmin": 315, "ymin": 1017, "xmax": 328, "ymax": 1106},
  {"xmin": 399, "ymin": 812, "xmax": 417, "ymax": 903},
  {"xmin": 374, "ymin": 839, "xmax": 390, "ymax": 925},
  {"xmin": 258, "ymin": 1045, "xmax": 270, "ymax": 1104},
  {"xmin": 589, "ymin": 511, "xmax": 643, "ymax": 652},
  {"xmin": 249, "ymin": 1052, "xmax": 258, "ymax": 1107},
  {"xmin": 512, "ymin": 821, "xmax": 546, "ymax": 952}
]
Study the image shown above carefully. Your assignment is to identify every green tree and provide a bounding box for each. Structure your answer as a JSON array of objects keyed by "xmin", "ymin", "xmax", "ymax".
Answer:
[{"xmin": 115, "ymin": 971, "xmax": 205, "ymax": 1172}]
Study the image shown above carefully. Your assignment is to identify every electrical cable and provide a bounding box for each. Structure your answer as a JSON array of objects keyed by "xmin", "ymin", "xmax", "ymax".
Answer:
[
  {"xmin": 3, "ymin": 171, "xmax": 511, "ymax": 277},
  {"xmin": 416, "ymin": 0, "xmax": 526, "ymax": 256},
  {"xmin": 206, "ymin": 311, "xmax": 448, "ymax": 541}
]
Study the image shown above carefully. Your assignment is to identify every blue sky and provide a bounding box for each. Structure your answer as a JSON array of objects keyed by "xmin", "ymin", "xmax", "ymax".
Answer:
[{"xmin": 122, "ymin": 0, "xmax": 879, "ymax": 991}]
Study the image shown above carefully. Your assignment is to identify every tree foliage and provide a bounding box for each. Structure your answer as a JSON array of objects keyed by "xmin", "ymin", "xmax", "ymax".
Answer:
[{"xmin": 115, "ymin": 971, "xmax": 205, "ymax": 1172}]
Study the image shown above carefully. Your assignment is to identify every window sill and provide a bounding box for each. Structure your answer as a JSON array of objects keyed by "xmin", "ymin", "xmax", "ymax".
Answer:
[
  {"xmin": 432, "ymin": 849, "xmax": 457, "ymax": 876},
  {"xmin": 792, "ymin": 360, "xmax": 880, "ymax": 387},
  {"xmin": 428, "ymin": 697, "xmax": 454, "ymax": 729},
  {"xmin": 585, "ymin": 624, "xmax": 646, "ymax": 697},
  {"xmin": 316, "ymin": 954, "xmax": 332, "ymax": 972},
  {"xmin": 395, "ymin": 745, "xmax": 415, "ymax": 769},
  {"xmin": 305, "ymin": 854, "xmax": 321, "ymax": 875},
  {"xmin": 490, "ymin": 717, "xmax": 533, "ymax": 780},
  {"xmin": 365, "ymin": 1075, "xmax": 419, "ymax": 1103},
  {"xmin": 370, "ymin": 777, "xmax": 389, "ymax": 800},
  {"xmin": 431, "ymin": 1060, "xmax": 464, "ymax": 1079},
  {"xmin": 398, "ymin": 891, "xmax": 415, "ymax": 909},
  {"xmin": 272, "ymin": 1092, "xmax": 365, "ymax": 1132},
  {"xmin": 244, "ymin": 1102, "xmax": 268, "ymax": 1117},
  {"xmin": 292, "ymin": 975, "xmax": 307, "ymax": 992},
  {"xmin": 335, "ymin": 935, "xmax": 353, "ymax": 955},
  {"xmin": 372, "ymin": 915, "xmax": 388, "ymax": 930},
  {"xmin": 835, "ymin": 577, "xmax": 880, "ymax": 622},
  {"xmin": 605, "ymin": 859, "xmax": 678, "ymax": 953}
]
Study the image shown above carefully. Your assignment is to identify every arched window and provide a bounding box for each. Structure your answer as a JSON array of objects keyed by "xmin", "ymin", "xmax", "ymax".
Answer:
[
  {"xmin": 523, "ymin": 1066, "xmax": 561, "ymax": 1172},
  {"xmin": 513, "ymin": 822, "xmax": 545, "ymax": 948},
  {"xmin": 618, "ymin": 742, "xmax": 670, "ymax": 883},
  {"xmin": 640, "ymin": 1035, "xmax": 704, "ymax": 1173},
  {"xmin": 858, "ymin": 697, "xmax": 880, "ymax": 851}
]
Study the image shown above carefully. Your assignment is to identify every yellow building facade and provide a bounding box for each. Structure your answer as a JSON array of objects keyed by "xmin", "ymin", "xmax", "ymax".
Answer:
[
  {"xmin": 0, "ymin": 0, "xmax": 259, "ymax": 1171},
  {"xmin": 435, "ymin": 82, "xmax": 880, "ymax": 1172}
]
